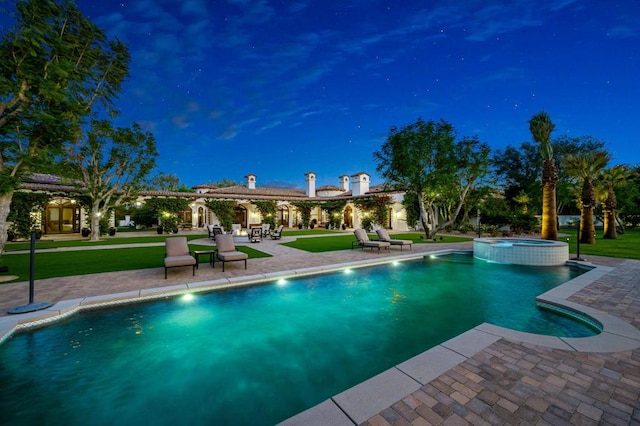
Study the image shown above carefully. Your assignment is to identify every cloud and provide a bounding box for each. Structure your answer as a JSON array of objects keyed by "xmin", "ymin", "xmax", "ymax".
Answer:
[
  {"xmin": 171, "ymin": 115, "xmax": 190, "ymax": 128},
  {"xmin": 218, "ymin": 124, "xmax": 238, "ymax": 140},
  {"xmin": 607, "ymin": 25, "xmax": 637, "ymax": 39}
]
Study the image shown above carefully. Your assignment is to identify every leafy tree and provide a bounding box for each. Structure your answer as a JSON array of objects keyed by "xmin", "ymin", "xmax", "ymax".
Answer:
[
  {"xmin": 374, "ymin": 118, "xmax": 490, "ymax": 239},
  {"xmin": 529, "ymin": 111, "xmax": 558, "ymax": 240},
  {"xmin": 204, "ymin": 199, "xmax": 236, "ymax": 231},
  {"xmin": 615, "ymin": 164, "xmax": 640, "ymax": 228},
  {"xmin": 601, "ymin": 165, "xmax": 631, "ymax": 239},
  {"xmin": 563, "ymin": 151, "xmax": 610, "ymax": 244},
  {"xmin": 147, "ymin": 172, "xmax": 191, "ymax": 192},
  {"xmin": 65, "ymin": 120, "xmax": 157, "ymax": 241},
  {"xmin": 492, "ymin": 142, "xmax": 541, "ymax": 210},
  {"xmin": 252, "ymin": 200, "xmax": 277, "ymax": 229},
  {"xmin": 513, "ymin": 191, "xmax": 531, "ymax": 213},
  {"xmin": 0, "ymin": 0, "xmax": 129, "ymax": 253},
  {"xmin": 402, "ymin": 191, "xmax": 420, "ymax": 230},
  {"xmin": 492, "ymin": 136, "xmax": 606, "ymax": 216}
]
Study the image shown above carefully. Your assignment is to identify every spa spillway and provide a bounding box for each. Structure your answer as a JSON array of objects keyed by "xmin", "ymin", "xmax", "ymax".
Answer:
[{"xmin": 473, "ymin": 237, "xmax": 569, "ymax": 266}]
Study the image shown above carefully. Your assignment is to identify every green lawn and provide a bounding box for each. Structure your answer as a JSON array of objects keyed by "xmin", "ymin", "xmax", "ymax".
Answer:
[
  {"xmin": 282, "ymin": 233, "xmax": 472, "ymax": 252},
  {"xmin": 1, "ymin": 228, "xmax": 637, "ymax": 284},
  {"xmin": 0, "ymin": 243, "xmax": 270, "ymax": 283},
  {"xmin": 562, "ymin": 228, "xmax": 640, "ymax": 260}
]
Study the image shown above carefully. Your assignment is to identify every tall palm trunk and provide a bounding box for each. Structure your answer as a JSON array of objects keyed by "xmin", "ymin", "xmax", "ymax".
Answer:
[
  {"xmin": 603, "ymin": 189, "xmax": 617, "ymax": 239},
  {"xmin": 580, "ymin": 206, "xmax": 596, "ymax": 244},
  {"xmin": 580, "ymin": 180, "xmax": 596, "ymax": 244},
  {"xmin": 541, "ymin": 159, "xmax": 558, "ymax": 240}
]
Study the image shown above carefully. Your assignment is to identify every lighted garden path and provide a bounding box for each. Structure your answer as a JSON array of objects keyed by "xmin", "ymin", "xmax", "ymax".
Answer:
[{"xmin": 1, "ymin": 233, "xmax": 638, "ymax": 425}]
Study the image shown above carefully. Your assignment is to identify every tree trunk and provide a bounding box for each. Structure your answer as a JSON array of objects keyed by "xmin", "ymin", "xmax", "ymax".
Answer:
[
  {"xmin": 580, "ymin": 207, "xmax": 596, "ymax": 244},
  {"xmin": 541, "ymin": 182, "xmax": 558, "ymax": 240},
  {"xmin": 603, "ymin": 209, "xmax": 617, "ymax": 239},
  {"xmin": 90, "ymin": 205, "xmax": 101, "ymax": 241},
  {"xmin": 0, "ymin": 192, "xmax": 14, "ymax": 256},
  {"xmin": 417, "ymin": 196, "xmax": 432, "ymax": 239}
]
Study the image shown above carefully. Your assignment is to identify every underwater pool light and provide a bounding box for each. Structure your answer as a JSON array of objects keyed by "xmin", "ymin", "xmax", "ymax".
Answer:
[{"xmin": 182, "ymin": 293, "xmax": 195, "ymax": 302}]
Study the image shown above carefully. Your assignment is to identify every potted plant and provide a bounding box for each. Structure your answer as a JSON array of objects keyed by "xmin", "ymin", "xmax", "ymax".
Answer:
[
  {"xmin": 109, "ymin": 227, "xmax": 117, "ymax": 236},
  {"xmin": 81, "ymin": 227, "xmax": 91, "ymax": 237},
  {"xmin": 157, "ymin": 225, "xmax": 164, "ymax": 234}
]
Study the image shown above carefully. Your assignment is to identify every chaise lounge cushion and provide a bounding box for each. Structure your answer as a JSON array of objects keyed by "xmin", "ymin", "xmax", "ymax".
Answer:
[
  {"xmin": 376, "ymin": 228, "xmax": 412, "ymax": 250},
  {"xmin": 353, "ymin": 228, "xmax": 390, "ymax": 251}
]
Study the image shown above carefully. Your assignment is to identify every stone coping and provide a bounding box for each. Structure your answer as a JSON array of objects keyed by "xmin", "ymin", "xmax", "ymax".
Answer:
[{"xmin": 1, "ymin": 253, "xmax": 638, "ymax": 425}]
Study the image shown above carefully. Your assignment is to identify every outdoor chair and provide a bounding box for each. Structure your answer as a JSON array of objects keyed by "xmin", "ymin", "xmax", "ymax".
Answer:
[
  {"xmin": 207, "ymin": 225, "xmax": 224, "ymax": 240},
  {"xmin": 352, "ymin": 228, "xmax": 390, "ymax": 253},
  {"xmin": 231, "ymin": 224, "xmax": 242, "ymax": 235},
  {"xmin": 214, "ymin": 234, "xmax": 248, "ymax": 272},
  {"xmin": 376, "ymin": 228, "xmax": 413, "ymax": 251},
  {"xmin": 261, "ymin": 223, "xmax": 271, "ymax": 237},
  {"xmin": 270, "ymin": 224, "xmax": 284, "ymax": 240},
  {"xmin": 164, "ymin": 237, "xmax": 196, "ymax": 279},
  {"xmin": 249, "ymin": 226, "xmax": 262, "ymax": 243}
]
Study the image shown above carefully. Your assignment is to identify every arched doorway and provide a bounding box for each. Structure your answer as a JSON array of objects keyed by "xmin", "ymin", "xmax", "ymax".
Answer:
[
  {"xmin": 344, "ymin": 205, "xmax": 353, "ymax": 228},
  {"xmin": 234, "ymin": 205, "xmax": 247, "ymax": 228},
  {"xmin": 197, "ymin": 207, "xmax": 204, "ymax": 227},
  {"xmin": 277, "ymin": 206, "xmax": 290, "ymax": 226}
]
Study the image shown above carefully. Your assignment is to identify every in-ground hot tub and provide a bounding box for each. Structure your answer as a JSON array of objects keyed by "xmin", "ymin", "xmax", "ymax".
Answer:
[{"xmin": 473, "ymin": 237, "xmax": 569, "ymax": 266}]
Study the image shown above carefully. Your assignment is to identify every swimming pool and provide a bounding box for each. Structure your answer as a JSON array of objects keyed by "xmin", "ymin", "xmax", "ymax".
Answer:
[{"xmin": 0, "ymin": 254, "xmax": 594, "ymax": 425}]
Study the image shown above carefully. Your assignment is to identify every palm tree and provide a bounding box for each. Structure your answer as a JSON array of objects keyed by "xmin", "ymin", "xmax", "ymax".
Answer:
[
  {"xmin": 529, "ymin": 112, "xmax": 557, "ymax": 240},
  {"xmin": 513, "ymin": 191, "xmax": 530, "ymax": 213},
  {"xmin": 601, "ymin": 165, "xmax": 630, "ymax": 239},
  {"xmin": 563, "ymin": 151, "xmax": 610, "ymax": 244}
]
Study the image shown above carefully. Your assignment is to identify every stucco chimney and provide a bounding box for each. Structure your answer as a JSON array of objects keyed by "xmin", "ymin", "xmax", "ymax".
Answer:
[
  {"xmin": 245, "ymin": 174, "xmax": 256, "ymax": 189},
  {"xmin": 351, "ymin": 172, "xmax": 370, "ymax": 196},
  {"xmin": 305, "ymin": 171, "xmax": 316, "ymax": 197},
  {"xmin": 339, "ymin": 175, "xmax": 350, "ymax": 191}
]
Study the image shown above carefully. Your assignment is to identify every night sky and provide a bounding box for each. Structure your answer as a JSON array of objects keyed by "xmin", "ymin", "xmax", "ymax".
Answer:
[{"xmin": 6, "ymin": 1, "xmax": 640, "ymax": 188}]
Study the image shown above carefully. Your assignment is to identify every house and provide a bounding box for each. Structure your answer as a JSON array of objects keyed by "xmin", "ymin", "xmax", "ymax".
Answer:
[{"xmin": 17, "ymin": 171, "xmax": 412, "ymax": 236}]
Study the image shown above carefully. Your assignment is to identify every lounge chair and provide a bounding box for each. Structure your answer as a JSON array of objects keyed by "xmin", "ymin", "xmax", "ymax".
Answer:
[
  {"xmin": 270, "ymin": 224, "xmax": 284, "ymax": 240},
  {"xmin": 164, "ymin": 237, "xmax": 196, "ymax": 279},
  {"xmin": 352, "ymin": 228, "xmax": 390, "ymax": 253},
  {"xmin": 207, "ymin": 225, "xmax": 224, "ymax": 240},
  {"xmin": 214, "ymin": 234, "xmax": 248, "ymax": 272},
  {"xmin": 249, "ymin": 226, "xmax": 262, "ymax": 243},
  {"xmin": 261, "ymin": 223, "xmax": 271, "ymax": 237},
  {"xmin": 376, "ymin": 228, "xmax": 413, "ymax": 251},
  {"xmin": 231, "ymin": 224, "xmax": 242, "ymax": 235}
]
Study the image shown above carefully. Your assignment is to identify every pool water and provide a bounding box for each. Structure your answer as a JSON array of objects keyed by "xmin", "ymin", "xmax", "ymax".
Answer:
[{"xmin": 0, "ymin": 254, "xmax": 594, "ymax": 425}]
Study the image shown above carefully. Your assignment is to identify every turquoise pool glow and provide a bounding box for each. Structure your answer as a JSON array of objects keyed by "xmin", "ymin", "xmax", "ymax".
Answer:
[{"xmin": 0, "ymin": 254, "xmax": 594, "ymax": 425}]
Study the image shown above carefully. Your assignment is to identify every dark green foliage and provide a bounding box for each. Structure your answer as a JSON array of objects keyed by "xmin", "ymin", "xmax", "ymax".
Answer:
[
  {"xmin": 252, "ymin": 200, "xmax": 277, "ymax": 228},
  {"xmin": 291, "ymin": 201, "xmax": 318, "ymax": 229},
  {"xmin": 510, "ymin": 212, "xmax": 540, "ymax": 234},
  {"xmin": 353, "ymin": 196, "xmax": 392, "ymax": 230},
  {"xmin": 320, "ymin": 200, "xmax": 347, "ymax": 229},
  {"xmin": 402, "ymin": 192, "xmax": 420, "ymax": 230},
  {"xmin": 7, "ymin": 192, "xmax": 50, "ymax": 238},
  {"xmin": 204, "ymin": 199, "xmax": 236, "ymax": 231},
  {"xmin": 133, "ymin": 197, "xmax": 190, "ymax": 232}
]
